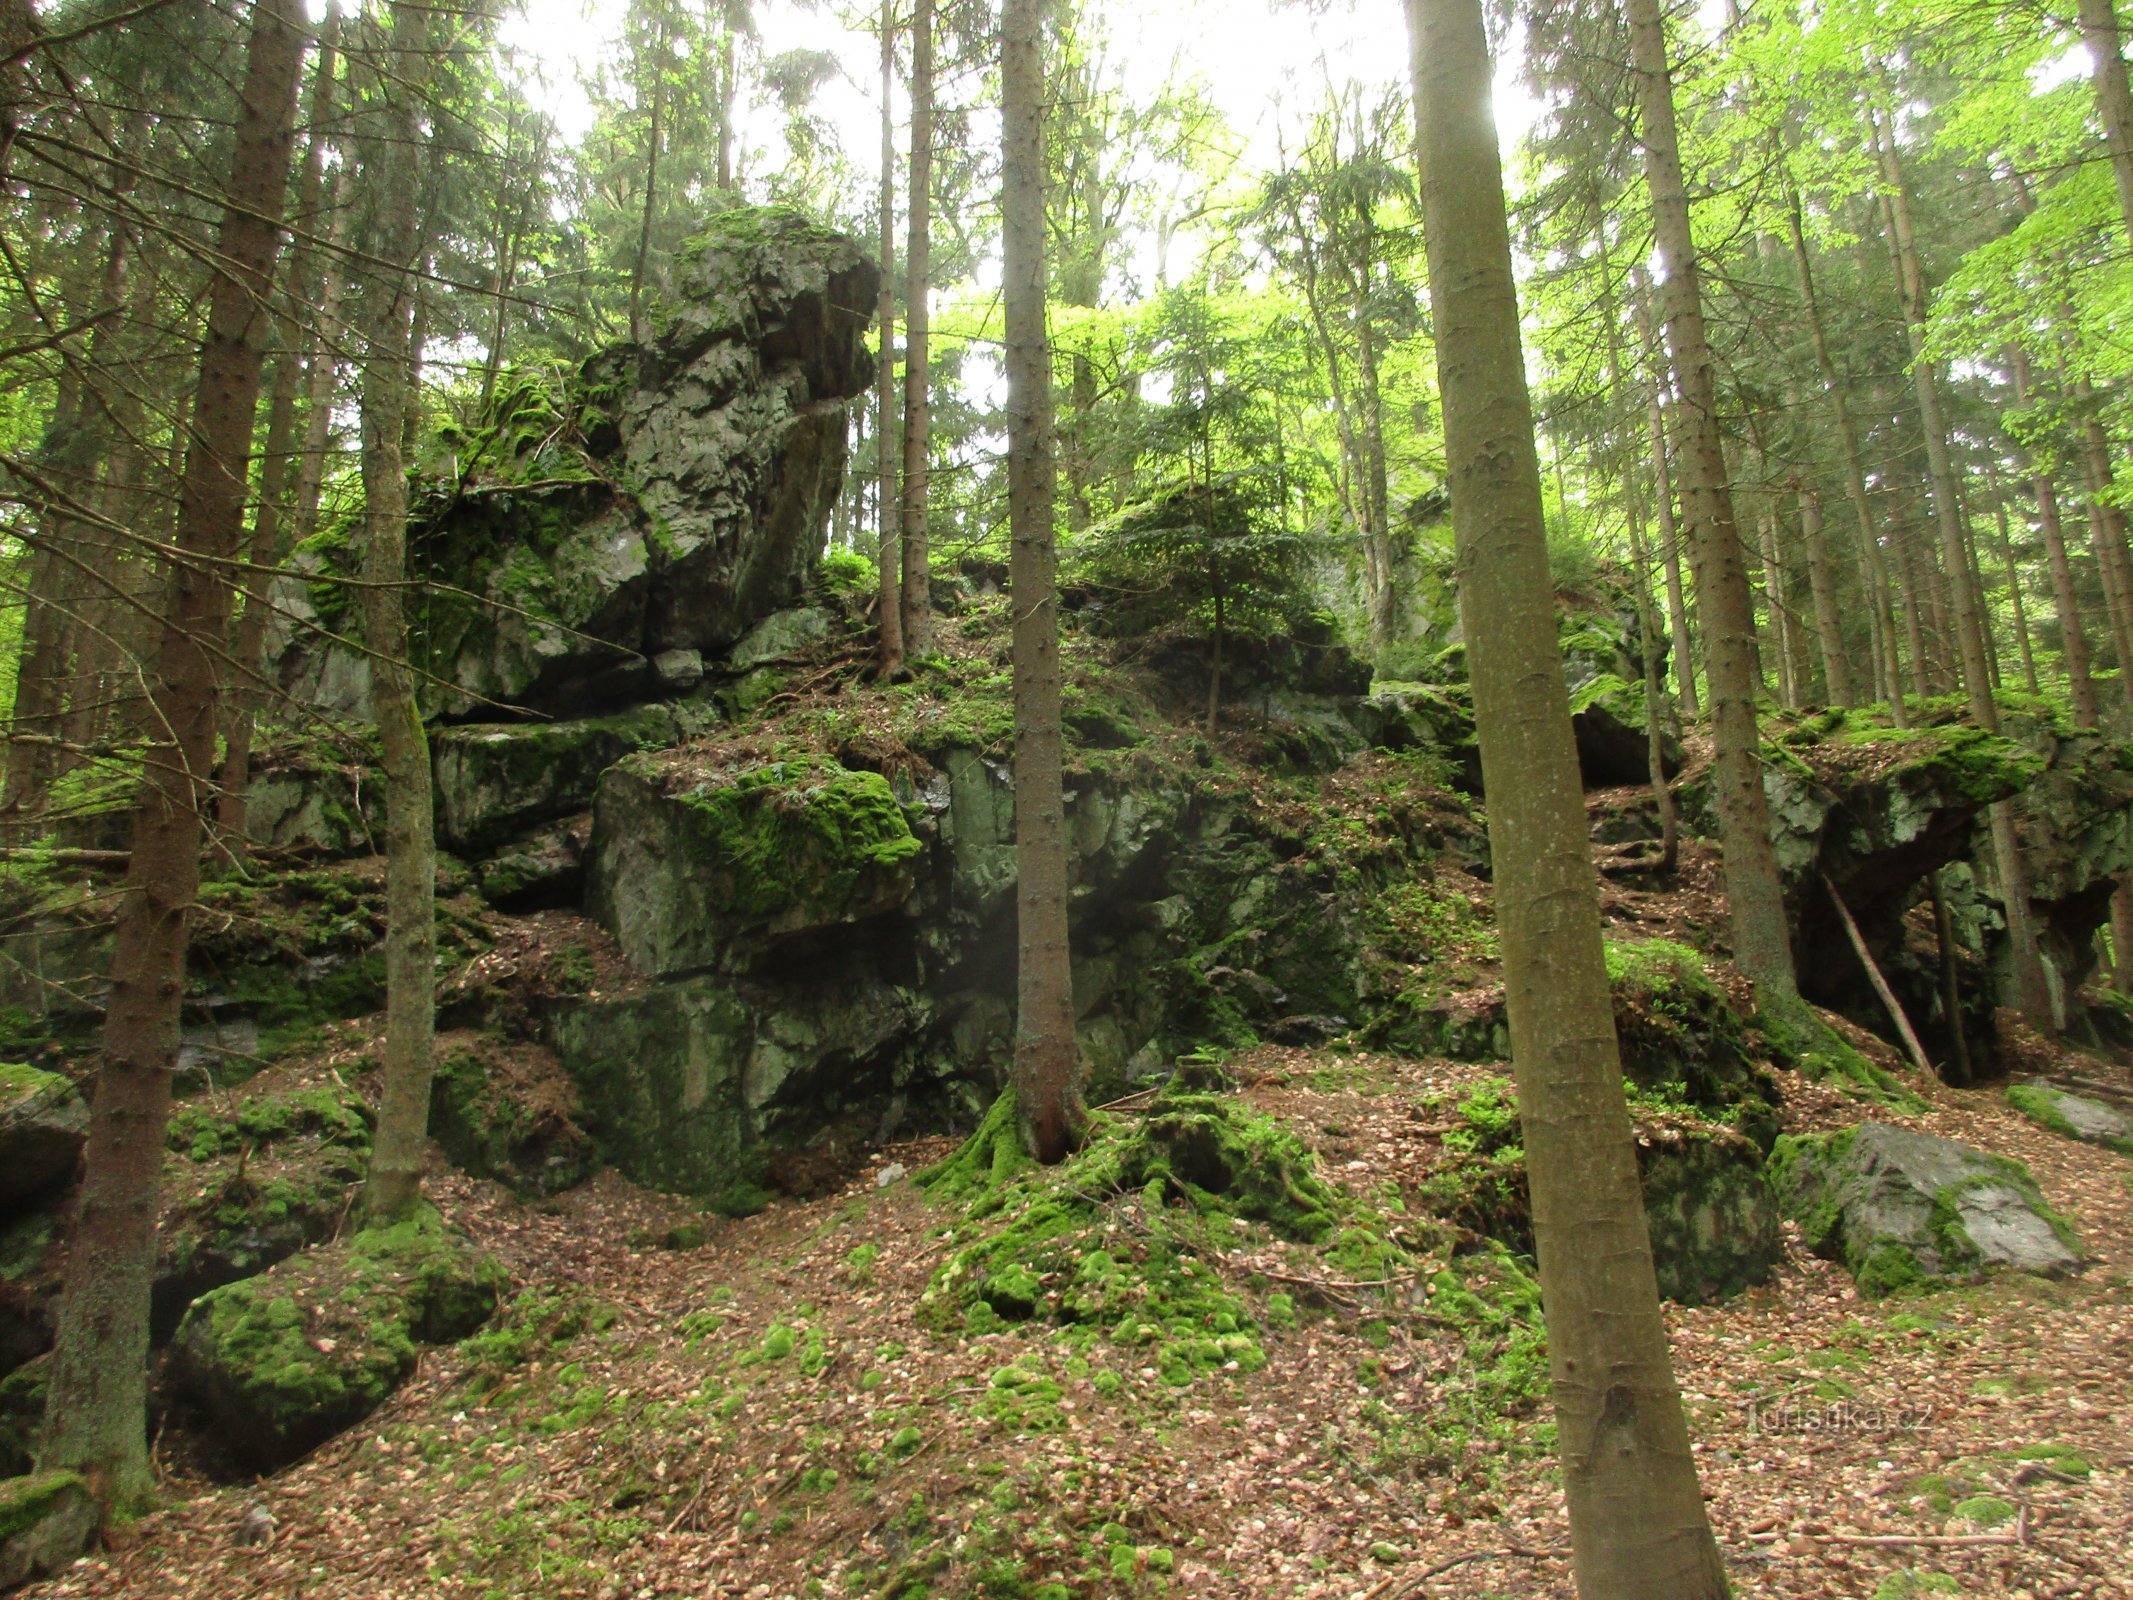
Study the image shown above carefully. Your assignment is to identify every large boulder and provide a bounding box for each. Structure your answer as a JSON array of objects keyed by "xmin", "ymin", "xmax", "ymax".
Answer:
[
  {"xmin": 1771, "ymin": 1121, "xmax": 2083, "ymax": 1296},
  {"xmin": 169, "ymin": 1207, "xmax": 501, "ymax": 1472},
  {"xmin": 274, "ymin": 208, "xmax": 879, "ymax": 719},
  {"xmin": 0, "ymin": 1471, "xmax": 97, "ymax": 1591},
  {"xmin": 0, "ymin": 1066, "xmax": 84, "ymax": 1208}
]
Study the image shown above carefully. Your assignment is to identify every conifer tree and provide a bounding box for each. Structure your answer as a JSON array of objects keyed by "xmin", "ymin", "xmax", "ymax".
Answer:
[{"xmin": 1408, "ymin": 0, "xmax": 1730, "ymax": 1590}]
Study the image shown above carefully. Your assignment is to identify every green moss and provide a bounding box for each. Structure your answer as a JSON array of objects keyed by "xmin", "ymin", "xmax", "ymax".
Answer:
[
  {"xmin": 1753, "ymin": 990, "xmax": 1923, "ymax": 1109},
  {"xmin": 1873, "ymin": 1573, "xmax": 1962, "ymax": 1600},
  {"xmin": 1950, "ymin": 1494, "xmax": 2015, "ymax": 1528},
  {"xmin": 651, "ymin": 755, "xmax": 922, "ymax": 927},
  {"xmin": 0, "ymin": 1062, "xmax": 66, "ymax": 1106},
  {"xmin": 0, "ymin": 1470, "xmax": 87, "ymax": 1546},
  {"xmin": 167, "ymin": 1084, "xmax": 372, "ymax": 1162}
]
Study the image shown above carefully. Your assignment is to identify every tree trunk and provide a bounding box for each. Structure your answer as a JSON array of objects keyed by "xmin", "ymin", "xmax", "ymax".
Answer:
[
  {"xmin": 874, "ymin": 0, "xmax": 903, "ymax": 678},
  {"xmin": 356, "ymin": 0, "xmax": 438, "ymax": 1224},
  {"xmin": 1984, "ymin": 465, "xmax": 2040, "ymax": 696},
  {"xmin": 221, "ymin": 12, "xmax": 343, "ymax": 855},
  {"xmin": 898, "ymin": 0, "xmax": 934, "ymax": 657},
  {"xmin": 2079, "ymin": 0, "xmax": 2133, "ymax": 246},
  {"xmin": 1784, "ymin": 182, "xmax": 1904, "ymax": 718},
  {"xmin": 628, "ymin": 7, "xmax": 669, "ymax": 344},
  {"xmin": 1874, "ymin": 105, "xmax": 2054, "ymax": 1033},
  {"xmin": 1627, "ymin": 0, "xmax": 1795, "ymax": 995},
  {"xmin": 1630, "ymin": 273, "xmax": 1699, "ymax": 721},
  {"xmin": 1409, "ymin": 2, "xmax": 1729, "ymax": 1590},
  {"xmin": 1002, "ymin": 0, "xmax": 1082, "ymax": 1165},
  {"xmin": 1800, "ymin": 485, "xmax": 1853, "ymax": 706},
  {"xmin": 38, "ymin": 0, "xmax": 305, "ymax": 1509},
  {"xmin": 2011, "ymin": 351, "xmax": 2100, "ymax": 728}
]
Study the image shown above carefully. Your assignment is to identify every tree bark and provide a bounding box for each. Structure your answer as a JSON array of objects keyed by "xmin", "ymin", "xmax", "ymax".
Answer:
[
  {"xmin": 39, "ymin": 0, "xmax": 305, "ymax": 1509},
  {"xmin": 2010, "ymin": 351, "xmax": 2100, "ymax": 728},
  {"xmin": 1874, "ymin": 105, "xmax": 2054, "ymax": 1033},
  {"xmin": 221, "ymin": 10, "xmax": 342, "ymax": 854},
  {"xmin": 1409, "ymin": 2, "xmax": 1730, "ymax": 1590},
  {"xmin": 1631, "ymin": 272, "xmax": 1698, "ymax": 720},
  {"xmin": 1984, "ymin": 464, "xmax": 2040, "ymax": 696},
  {"xmin": 1800, "ymin": 485, "xmax": 1854, "ymax": 706},
  {"xmin": 898, "ymin": 0, "xmax": 934, "ymax": 657},
  {"xmin": 1002, "ymin": 0, "xmax": 1082, "ymax": 1165},
  {"xmin": 2079, "ymin": 0, "xmax": 2133, "ymax": 246},
  {"xmin": 1784, "ymin": 182, "xmax": 1904, "ymax": 718},
  {"xmin": 356, "ymin": 0, "xmax": 438, "ymax": 1224},
  {"xmin": 874, "ymin": 0, "xmax": 903, "ymax": 678},
  {"xmin": 1627, "ymin": 0, "xmax": 1796, "ymax": 994}
]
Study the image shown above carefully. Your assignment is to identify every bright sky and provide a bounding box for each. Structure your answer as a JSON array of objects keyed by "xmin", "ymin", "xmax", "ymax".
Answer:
[{"xmin": 494, "ymin": 0, "xmax": 1542, "ymax": 218}]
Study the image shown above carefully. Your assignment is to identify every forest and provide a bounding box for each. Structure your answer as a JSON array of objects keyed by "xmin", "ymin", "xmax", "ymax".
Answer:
[{"xmin": 1, "ymin": 0, "xmax": 2132, "ymax": 1594}]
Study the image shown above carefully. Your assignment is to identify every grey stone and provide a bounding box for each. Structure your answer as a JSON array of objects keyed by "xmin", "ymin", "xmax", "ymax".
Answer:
[
  {"xmin": 432, "ymin": 703, "xmax": 692, "ymax": 855},
  {"xmin": 2008, "ymin": 1080, "xmax": 2133, "ymax": 1156},
  {"xmin": 725, "ymin": 606, "xmax": 830, "ymax": 670},
  {"xmin": 1774, "ymin": 1121, "xmax": 2083, "ymax": 1295},
  {"xmin": 0, "ymin": 1471, "xmax": 97, "ymax": 1590},
  {"xmin": 0, "ymin": 1067, "xmax": 85, "ymax": 1208},
  {"xmin": 653, "ymin": 648, "xmax": 705, "ymax": 690}
]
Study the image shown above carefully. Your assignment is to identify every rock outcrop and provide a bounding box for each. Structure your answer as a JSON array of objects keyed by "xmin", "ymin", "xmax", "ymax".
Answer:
[
  {"xmin": 0, "ymin": 1471, "xmax": 97, "ymax": 1591},
  {"xmin": 272, "ymin": 209, "xmax": 880, "ymax": 722},
  {"xmin": 0, "ymin": 1065, "xmax": 84, "ymax": 1207},
  {"xmin": 1772, "ymin": 1121, "xmax": 2083, "ymax": 1295}
]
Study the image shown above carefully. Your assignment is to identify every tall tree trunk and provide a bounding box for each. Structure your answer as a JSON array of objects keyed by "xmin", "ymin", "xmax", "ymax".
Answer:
[
  {"xmin": 1874, "ymin": 106, "xmax": 2054, "ymax": 1034},
  {"xmin": 221, "ymin": 11, "xmax": 342, "ymax": 854},
  {"xmin": 898, "ymin": 0, "xmax": 934, "ymax": 657},
  {"xmin": 1984, "ymin": 464, "xmax": 2040, "ymax": 696},
  {"xmin": 1631, "ymin": 273, "xmax": 1698, "ymax": 720},
  {"xmin": 2010, "ymin": 349, "xmax": 2101, "ymax": 727},
  {"xmin": 874, "ymin": 0, "xmax": 903, "ymax": 678},
  {"xmin": 1002, "ymin": 0, "xmax": 1082, "ymax": 1165},
  {"xmin": 1409, "ymin": 2, "xmax": 1729, "ymax": 1590},
  {"xmin": 1800, "ymin": 484, "xmax": 1854, "ymax": 706},
  {"xmin": 627, "ymin": 7, "xmax": 669, "ymax": 345},
  {"xmin": 39, "ymin": 0, "xmax": 305, "ymax": 1509},
  {"xmin": 1784, "ymin": 182, "xmax": 1904, "ymax": 718},
  {"xmin": 1627, "ymin": 0, "xmax": 1796, "ymax": 994},
  {"xmin": 0, "ymin": 0, "xmax": 39, "ymax": 179},
  {"xmin": 2079, "ymin": 0, "xmax": 2133, "ymax": 245},
  {"xmin": 357, "ymin": 0, "xmax": 438, "ymax": 1224}
]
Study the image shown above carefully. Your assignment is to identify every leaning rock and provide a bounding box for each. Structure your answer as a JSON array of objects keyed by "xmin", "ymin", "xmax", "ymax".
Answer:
[
  {"xmin": 169, "ymin": 1206, "xmax": 501, "ymax": 1472},
  {"xmin": 724, "ymin": 605, "xmax": 831, "ymax": 671},
  {"xmin": 1640, "ymin": 1124, "xmax": 1783, "ymax": 1305},
  {"xmin": 587, "ymin": 752, "xmax": 923, "ymax": 979},
  {"xmin": 0, "ymin": 1471, "xmax": 97, "ymax": 1591},
  {"xmin": 2006, "ymin": 1080, "xmax": 2133, "ymax": 1156},
  {"xmin": 1771, "ymin": 1121, "xmax": 2083, "ymax": 1296},
  {"xmin": 0, "ymin": 1066, "xmax": 85, "ymax": 1208},
  {"xmin": 1566, "ymin": 673, "xmax": 1682, "ymax": 789}
]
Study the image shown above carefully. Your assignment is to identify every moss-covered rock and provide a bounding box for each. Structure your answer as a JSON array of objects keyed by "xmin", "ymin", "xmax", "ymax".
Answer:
[
  {"xmin": 0, "ymin": 1471, "xmax": 97, "ymax": 1590},
  {"xmin": 169, "ymin": 1206, "xmax": 503, "ymax": 1472},
  {"xmin": 1771, "ymin": 1122, "xmax": 2083, "ymax": 1296},
  {"xmin": 427, "ymin": 1039, "xmax": 595, "ymax": 1196},
  {"xmin": 587, "ymin": 753, "xmax": 923, "ymax": 979},
  {"xmin": 0, "ymin": 1064, "xmax": 85, "ymax": 1207},
  {"xmin": 1415, "ymin": 1075, "xmax": 1780, "ymax": 1304},
  {"xmin": 432, "ymin": 703, "xmax": 701, "ymax": 856},
  {"xmin": 2006, "ymin": 1080, "xmax": 2133, "ymax": 1156}
]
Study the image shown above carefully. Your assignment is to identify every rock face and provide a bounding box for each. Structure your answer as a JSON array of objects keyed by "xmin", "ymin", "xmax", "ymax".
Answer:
[
  {"xmin": 1772, "ymin": 1121, "xmax": 2083, "ymax": 1295},
  {"xmin": 0, "ymin": 1471, "xmax": 97, "ymax": 1591},
  {"xmin": 170, "ymin": 1208, "xmax": 501, "ymax": 1472},
  {"xmin": 273, "ymin": 208, "xmax": 879, "ymax": 721},
  {"xmin": 432, "ymin": 703, "xmax": 705, "ymax": 856},
  {"xmin": 0, "ymin": 1066, "xmax": 85, "ymax": 1208}
]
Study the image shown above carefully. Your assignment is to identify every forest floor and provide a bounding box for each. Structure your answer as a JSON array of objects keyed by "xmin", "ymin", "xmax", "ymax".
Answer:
[{"xmin": 25, "ymin": 1000, "xmax": 2133, "ymax": 1600}]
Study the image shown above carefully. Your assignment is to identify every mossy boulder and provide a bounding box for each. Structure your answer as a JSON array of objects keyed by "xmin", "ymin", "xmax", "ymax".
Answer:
[
  {"xmin": 2006, "ymin": 1080, "xmax": 2133, "ymax": 1156},
  {"xmin": 0, "ymin": 1471, "xmax": 97, "ymax": 1591},
  {"xmin": 587, "ymin": 752, "xmax": 923, "ymax": 979},
  {"xmin": 1771, "ymin": 1122, "xmax": 2083, "ymax": 1296},
  {"xmin": 1566, "ymin": 673, "xmax": 1682, "ymax": 789},
  {"xmin": 427, "ymin": 1040, "xmax": 595, "ymax": 1196},
  {"xmin": 1415, "ymin": 1076, "xmax": 1779, "ymax": 1304},
  {"xmin": 432, "ymin": 703, "xmax": 700, "ymax": 855},
  {"xmin": 0, "ymin": 1065, "xmax": 85, "ymax": 1207},
  {"xmin": 169, "ymin": 1207, "xmax": 503, "ymax": 1472}
]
